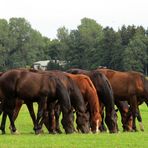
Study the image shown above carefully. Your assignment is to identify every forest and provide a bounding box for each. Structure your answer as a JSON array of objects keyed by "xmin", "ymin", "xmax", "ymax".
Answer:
[{"xmin": 0, "ymin": 17, "xmax": 148, "ymax": 75}]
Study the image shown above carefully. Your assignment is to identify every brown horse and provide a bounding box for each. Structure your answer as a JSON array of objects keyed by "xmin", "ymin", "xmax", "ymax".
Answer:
[
  {"xmin": 67, "ymin": 68, "xmax": 118, "ymax": 133},
  {"xmin": 9, "ymin": 69, "xmax": 90, "ymax": 134},
  {"xmin": 0, "ymin": 69, "xmax": 74, "ymax": 134},
  {"xmin": 65, "ymin": 73, "xmax": 102, "ymax": 133},
  {"xmin": 98, "ymin": 68, "xmax": 148, "ymax": 131}
]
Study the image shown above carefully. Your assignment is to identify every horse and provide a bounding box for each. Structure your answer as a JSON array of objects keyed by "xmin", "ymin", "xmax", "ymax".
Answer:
[
  {"xmin": 0, "ymin": 69, "xmax": 74, "ymax": 134},
  {"xmin": 98, "ymin": 68, "xmax": 148, "ymax": 131},
  {"xmin": 67, "ymin": 68, "xmax": 118, "ymax": 133},
  {"xmin": 65, "ymin": 72, "xmax": 102, "ymax": 133},
  {"xmin": 9, "ymin": 69, "xmax": 90, "ymax": 134}
]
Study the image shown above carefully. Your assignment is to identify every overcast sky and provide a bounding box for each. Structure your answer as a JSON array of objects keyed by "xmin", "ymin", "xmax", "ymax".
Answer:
[{"xmin": 0, "ymin": 0, "xmax": 148, "ymax": 39}]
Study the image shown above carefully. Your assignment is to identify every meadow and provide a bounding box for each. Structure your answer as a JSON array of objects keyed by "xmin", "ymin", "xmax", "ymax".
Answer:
[{"xmin": 0, "ymin": 104, "xmax": 147, "ymax": 148}]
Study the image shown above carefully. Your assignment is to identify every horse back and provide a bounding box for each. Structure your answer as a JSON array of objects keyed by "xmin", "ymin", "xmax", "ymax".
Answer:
[
  {"xmin": 16, "ymin": 71, "xmax": 50, "ymax": 99},
  {"xmin": 99, "ymin": 68, "xmax": 146, "ymax": 98}
]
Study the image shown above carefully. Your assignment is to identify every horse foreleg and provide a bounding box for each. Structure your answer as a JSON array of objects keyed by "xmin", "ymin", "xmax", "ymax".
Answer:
[
  {"xmin": 99, "ymin": 110, "xmax": 107, "ymax": 132},
  {"xmin": 136, "ymin": 108, "xmax": 144, "ymax": 131},
  {"xmin": 129, "ymin": 95, "xmax": 139, "ymax": 132},
  {"xmin": 44, "ymin": 102, "xmax": 56, "ymax": 134},
  {"xmin": 8, "ymin": 112, "xmax": 17, "ymax": 134},
  {"xmin": 9, "ymin": 99, "xmax": 23, "ymax": 133}
]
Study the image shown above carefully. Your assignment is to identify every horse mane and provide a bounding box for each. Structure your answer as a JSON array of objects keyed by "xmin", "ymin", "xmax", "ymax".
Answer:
[{"xmin": 67, "ymin": 68, "xmax": 90, "ymax": 75}]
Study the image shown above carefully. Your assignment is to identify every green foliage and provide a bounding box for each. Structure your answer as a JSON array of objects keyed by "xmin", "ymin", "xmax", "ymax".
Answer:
[
  {"xmin": 0, "ymin": 17, "xmax": 148, "ymax": 74},
  {"xmin": 123, "ymin": 28, "xmax": 148, "ymax": 72},
  {"xmin": 99, "ymin": 27, "xmax": 123, "ymax": 70}
]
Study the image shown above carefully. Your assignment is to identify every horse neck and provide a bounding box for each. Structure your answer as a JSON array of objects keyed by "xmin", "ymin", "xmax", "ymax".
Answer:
[{"xmin": 86, "ymin": 88, "xmax": 100, "ymax": 117}]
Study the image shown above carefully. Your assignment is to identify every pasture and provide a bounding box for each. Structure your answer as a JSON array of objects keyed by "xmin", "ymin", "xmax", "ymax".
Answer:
[{"xmin": 0, "ymin": 104, "xmax": 147, "ymax": 148}]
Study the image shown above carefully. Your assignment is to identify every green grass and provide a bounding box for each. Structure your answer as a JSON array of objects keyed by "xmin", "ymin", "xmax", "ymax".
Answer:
[{"xmin": 0, "ymin": 104, "xmax": 148, "ymax": 148}]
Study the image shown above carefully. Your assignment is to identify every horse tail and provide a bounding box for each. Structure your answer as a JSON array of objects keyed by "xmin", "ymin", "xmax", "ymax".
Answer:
[
  {"xmin": 55, "ymin": 77, "xmax": 72, "ymax": 111},
  {"xmin": 92, "ymin": 70, "xmax": 115, "ymax": 110},
  {"xmin": 140, "ymin": 75, "xmax": 148, "ymax": 106}
]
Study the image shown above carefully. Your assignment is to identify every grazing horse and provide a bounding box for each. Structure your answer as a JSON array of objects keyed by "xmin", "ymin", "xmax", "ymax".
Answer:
[
  {"xmin": 0, "ymin": 69, "xmax": 74, "ymax": 134},
  {"xmin": 98, "ymin": 68, "xmax": 148, "ymax": 131},
  {"xmin": 9, "ymin": 69, "xmax": 90, "ymax": 134},
  {"xmin": 65, "ymin": 73, "xmax": 102, "ymax": 133},
  {"xmin": 67, "ymin": 68, "xmax": 118, "ymax": 133}
]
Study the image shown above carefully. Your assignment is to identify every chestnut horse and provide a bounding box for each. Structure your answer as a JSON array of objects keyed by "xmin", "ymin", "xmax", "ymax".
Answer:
[
  {"xmin": 65, "ymin": 73, "xmax": 102, "ymax": 133},
  {"xmin": 0, "ymin": 69, "xmax": 74, "ymax": 134},
  {"xmin": 98, "ymin": 68, "xmax": 148, "ymax": 131},
  {"xmin": 67, "ymin": 68, "xmax": 118, "ymax": 133}
]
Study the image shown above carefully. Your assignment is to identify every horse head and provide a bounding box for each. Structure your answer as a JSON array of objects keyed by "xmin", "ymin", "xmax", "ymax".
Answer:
[
  {"xmin": 76, "ymin": 111, "xmax": 90, "ymax": 133},
  {"xmin": 105, "ymin": 109, "xmax": 118, "ymax": 133}
]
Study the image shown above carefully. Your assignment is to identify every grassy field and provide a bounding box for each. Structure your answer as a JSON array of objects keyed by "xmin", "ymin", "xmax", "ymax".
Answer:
[{"xmin": 0, "ymin": 104, "xmax": 147, "ymax": 148}]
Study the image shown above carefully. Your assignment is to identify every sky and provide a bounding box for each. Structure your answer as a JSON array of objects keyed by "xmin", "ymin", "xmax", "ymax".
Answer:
[{"xmin": 0, "ymin": 0, "xmax": 148, "ymax": 39}]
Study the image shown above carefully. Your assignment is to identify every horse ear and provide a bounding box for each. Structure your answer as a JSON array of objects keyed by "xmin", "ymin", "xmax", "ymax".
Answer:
[{"xmin": 115, "ymin": 109, "xmax": 119, "ymax": 112}]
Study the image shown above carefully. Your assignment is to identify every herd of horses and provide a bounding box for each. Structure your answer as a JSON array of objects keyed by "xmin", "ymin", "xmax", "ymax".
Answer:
[{"xmin": 0, "ymin": 67, "xmax": 147, "ymax": 135}]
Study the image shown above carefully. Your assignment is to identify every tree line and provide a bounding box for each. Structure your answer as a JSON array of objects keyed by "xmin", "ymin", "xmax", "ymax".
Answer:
[{"xmin": 0, "ymin": 17, "xmax": 148, "ymax": 75}]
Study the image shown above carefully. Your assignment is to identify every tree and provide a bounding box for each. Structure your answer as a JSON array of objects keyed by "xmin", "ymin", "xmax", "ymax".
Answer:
[
  {"xmin": 0, "ymin": 19, "xmax": 9, "ymax": 71},
  {"xmin": 99, "ymin": 27, "xmax": 123, "ymax": 70},
  {"xmin": 123, "ymin": 32, "xmax": 147, "ymax": 72},
  {"xmin": 119, "ymin": 25, "xmax": 136, "ymax": 46},
  {"xmin": 65, "ymin": 18, "xmax": 104, "ymax": 69},
  {"xmin": 56, "ymin": 26, "xmax": 70, "ymax": 62}
]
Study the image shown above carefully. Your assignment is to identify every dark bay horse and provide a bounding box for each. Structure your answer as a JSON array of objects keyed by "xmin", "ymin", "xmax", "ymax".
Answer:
[
  {"xmin": 0, "ymin": 69, "xmax": 74, "ymax": 134},
  {"xmin": 10, "ymin": 70, "xmax": 101, "ymax": 133},
  {"xmin": 67, "ymin": 68, "xmax": 118, "ymax": 133},
  {"xmin": 98, "ymin": 68, "xmax": 148, "ymax": 131},
  {"xmin": 9, "ymin": 69, "xmax": 90, "ymax": 134}
]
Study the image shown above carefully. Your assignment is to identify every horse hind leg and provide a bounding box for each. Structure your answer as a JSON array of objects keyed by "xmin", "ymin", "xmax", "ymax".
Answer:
[
  {"xmin": 0, "ymin": 112, "xmax": 7, "ymax": 134},
  {"xmin": 8, "ymin": 112, "xmax": 19, "ymax": 135},
  {"xmin": 55, "ymin": 104, "xmax": 62, "ymax": 134},
  {"xmin": 35, "ymin": 97, "xmax": 47, "ymax": 134}
]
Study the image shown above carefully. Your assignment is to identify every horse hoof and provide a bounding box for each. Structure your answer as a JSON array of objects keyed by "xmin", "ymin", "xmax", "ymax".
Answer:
[
  {"xmin": 56, "ymin": 129, "xmax": 62, "ymax": 134},
  {"xmin": 92, "ymin": 131, "xmax": 97, "ymax": 134},
  {"xmin": 49, "ymin": 130, "xmax": 57, "ymax": 134},
  {"xmin": 35, "ymin": 128, "xmax": 44, "ymax": 135},
  {"xmin": 11, "ymin": 130, "xmax": 20, "ymax": 135},
  {"xmin": 134, "ymin": 129, "xmax": 138, "ymax": 132},
  {"xmin": 35, "ymin": 130, "xmax": 41, "ymax": 135},
  {"xmin": 141, "ymin": 129, "xmax": 144, "ymax": 132},
  {"xmin": 2, "ymin": 131, "xmax": 6, "ymax": 135}
]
